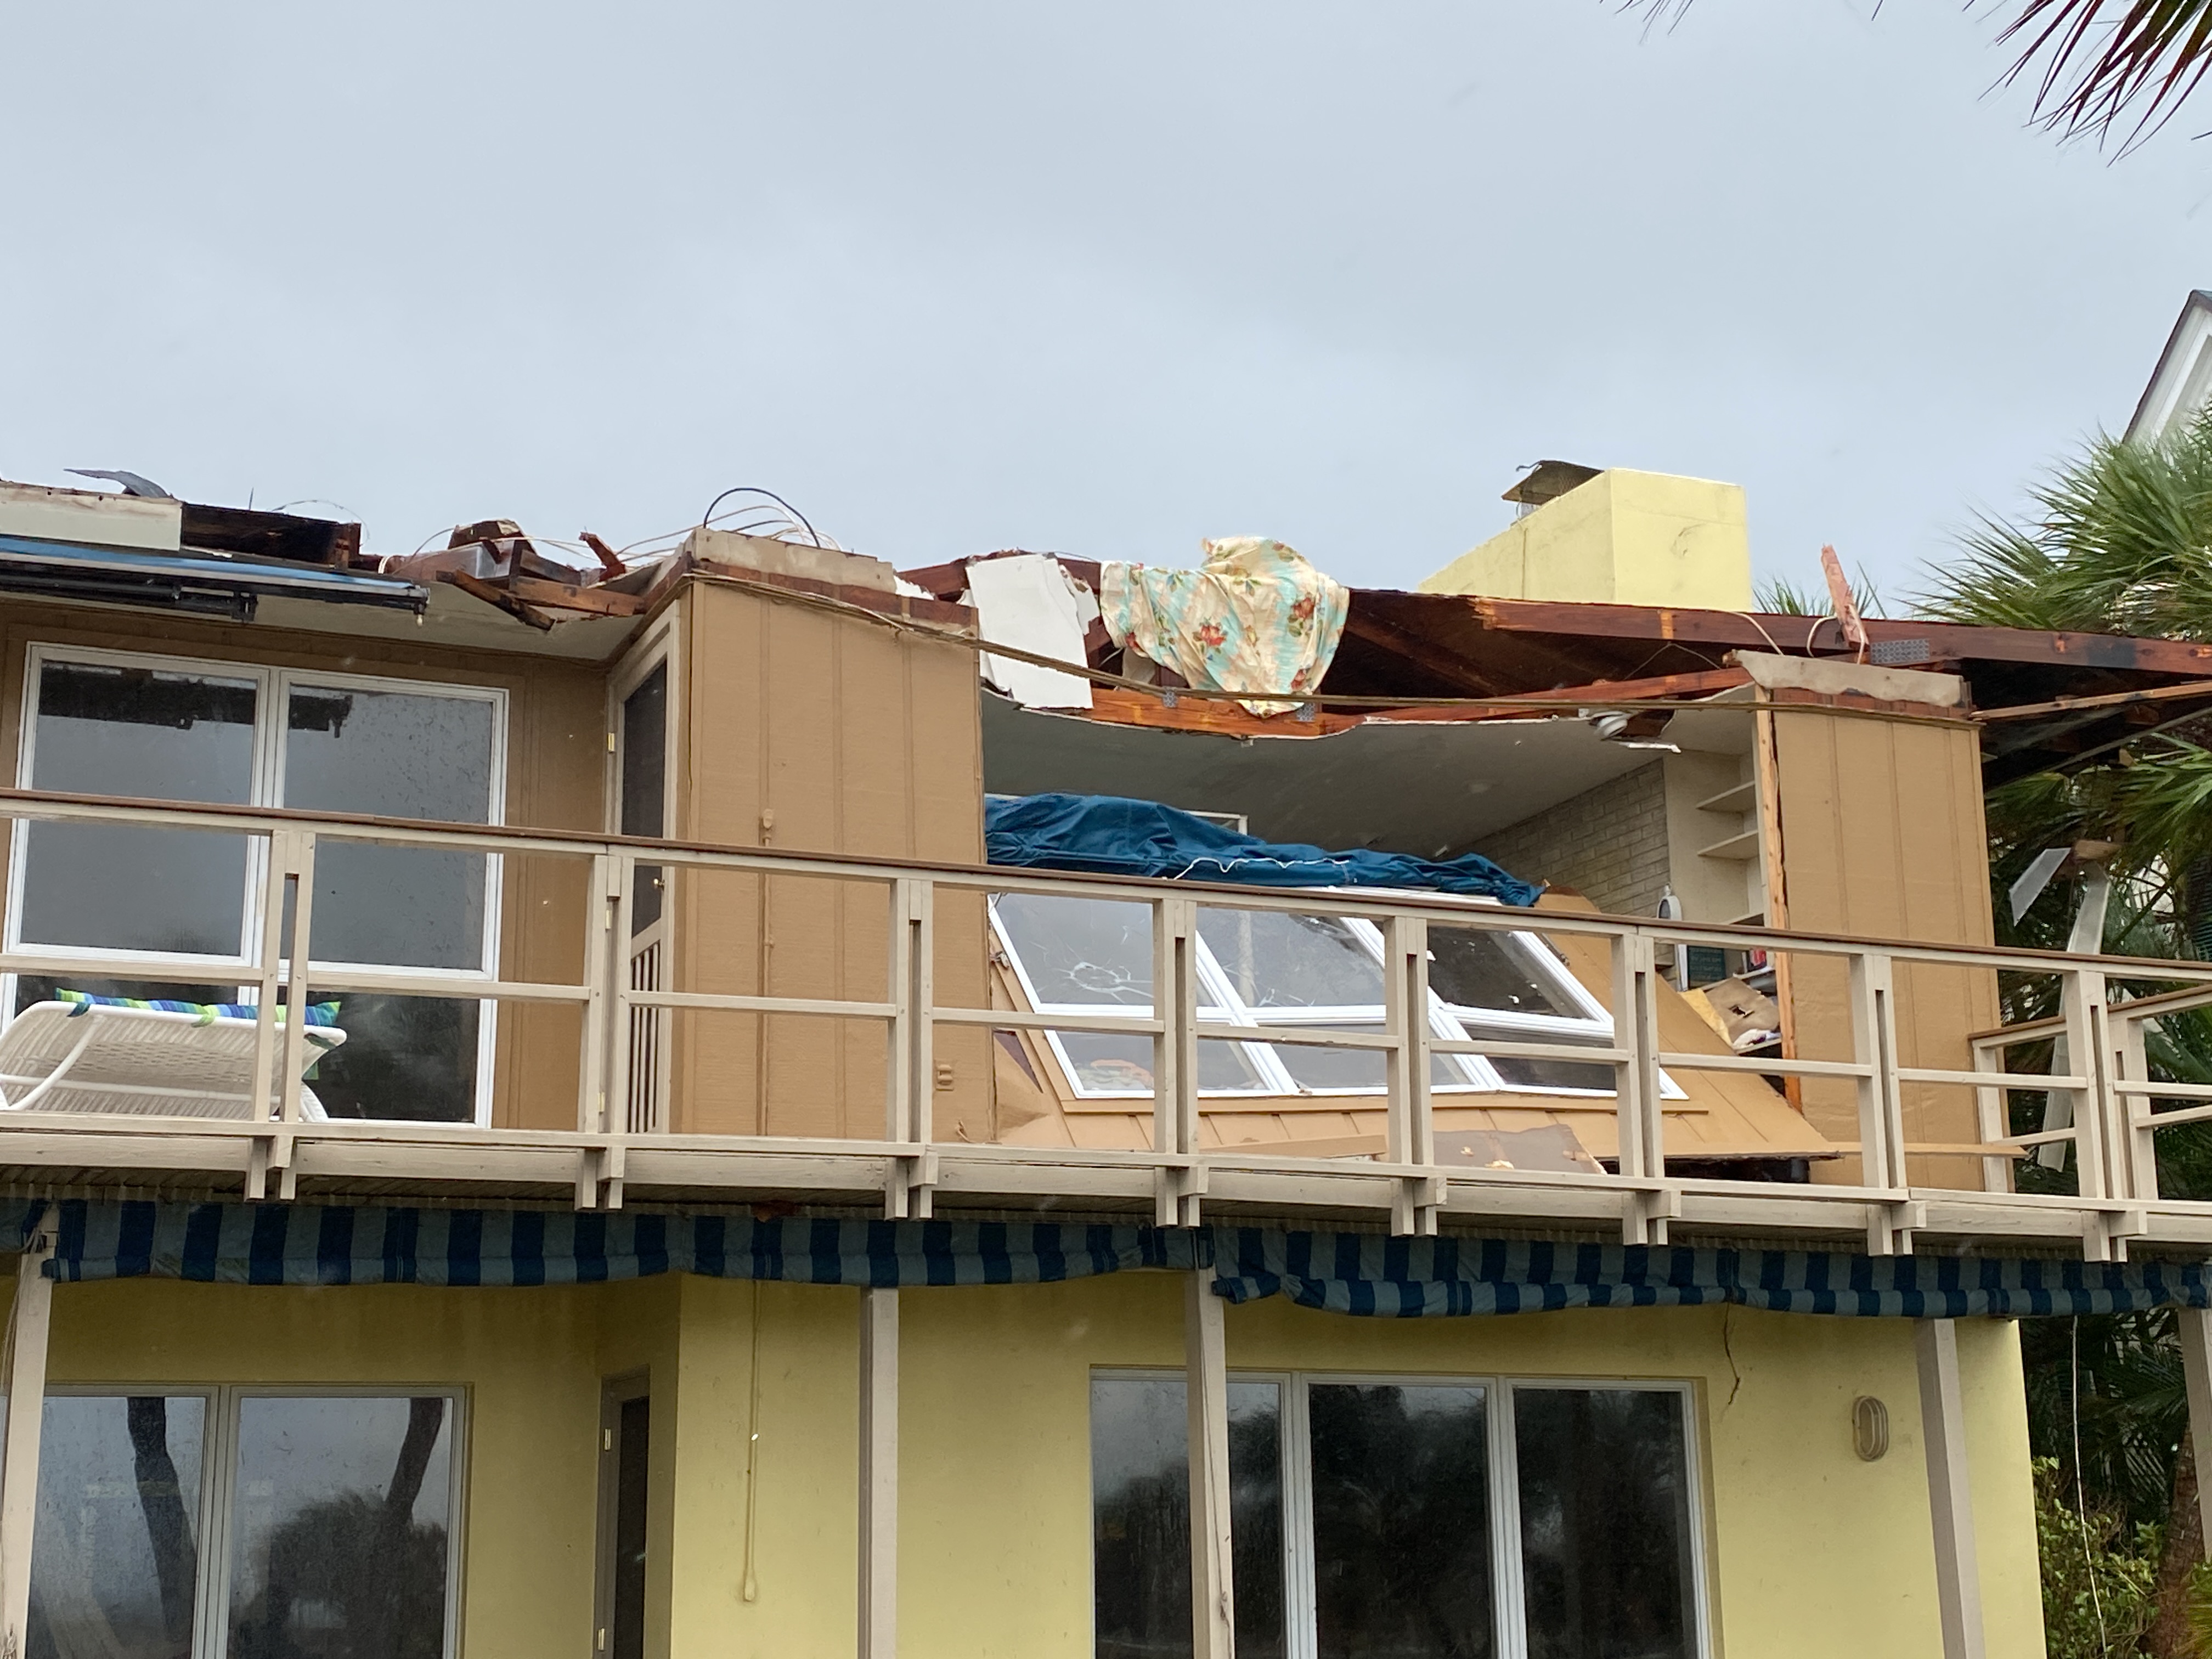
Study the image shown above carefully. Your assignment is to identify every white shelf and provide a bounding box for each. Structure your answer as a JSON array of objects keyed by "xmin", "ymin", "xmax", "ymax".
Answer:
[
  {"xmin": 1695, "ymin": 780, "xmax": 1757, "ymax": 815},
  {"xmin": 1696, "ymin": 830, "xmax": 1761, "ymax": 862}
]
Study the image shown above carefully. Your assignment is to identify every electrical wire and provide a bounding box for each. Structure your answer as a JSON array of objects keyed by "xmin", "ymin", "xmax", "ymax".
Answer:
[{"xmin": 699, "ymin": 487, "xmax": 824, "ymax": 549}]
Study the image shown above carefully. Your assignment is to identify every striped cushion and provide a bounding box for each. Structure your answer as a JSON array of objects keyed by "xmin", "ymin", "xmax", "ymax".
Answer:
[{"xmin": 55, "ymin": 990, "xmax": 342, "ymax": 1029}]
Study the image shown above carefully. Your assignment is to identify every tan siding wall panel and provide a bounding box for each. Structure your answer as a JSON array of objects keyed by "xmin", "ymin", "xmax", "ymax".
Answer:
[
  {"xmin": 1770, "ymin": 707, "xmax": 1999, "ymax": 1188},
  {"xmin": 668, "ymin": 583, "xmax": 989, "ymax": 1142}
]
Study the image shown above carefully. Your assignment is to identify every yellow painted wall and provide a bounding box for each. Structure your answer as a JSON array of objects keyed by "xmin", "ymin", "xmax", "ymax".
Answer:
[
  {"xmin": 21, "ymin": 1269, "xmax": 2043, "ymax": 1659},
  {"xmin": 1420, "ymin": 469, "xmax": 1752, "ymax": 612}
]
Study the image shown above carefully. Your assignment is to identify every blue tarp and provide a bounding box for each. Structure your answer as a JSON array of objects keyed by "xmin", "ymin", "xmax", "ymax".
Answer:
[{"xmin": 983, "ymin": 792, "xmax": 1541, "ymax": 906}]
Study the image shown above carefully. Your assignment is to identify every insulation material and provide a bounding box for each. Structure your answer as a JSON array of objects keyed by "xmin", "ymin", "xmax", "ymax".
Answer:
[
  {"xmin": 1101, "ymin": 537, "xmax": 1349, "ymax": 714},
  {"xmin": 963, "ymin": 554, "xmax": 1097, "ymax": 709}
]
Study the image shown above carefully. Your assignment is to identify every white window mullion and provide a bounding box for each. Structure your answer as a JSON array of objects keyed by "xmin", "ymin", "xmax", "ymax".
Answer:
[
  {"xmin": 1493, "ymin": 1382, "xmax": 1530, "ymax": 1659},
  {"xmin": 1190, "ymin": 930, "xmax": 1296, "ymax": 1096},
  {"xmin": 195, "ymin": 1384, "xmax": 241, "ymax": 1659},
  {"xmin": 1283, "ymin": 1372, "xmax": 1319, "ymax": 1659}
]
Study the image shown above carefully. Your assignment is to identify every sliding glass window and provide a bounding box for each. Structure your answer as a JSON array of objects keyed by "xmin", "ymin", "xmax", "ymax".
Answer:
[
  {"xmin": 1091, "ymin": 1372, "xmax": 1706, "ymax": 1659},
  {"xmin": 7, "ymin": 645, "xmax": 506, "ymax": 1123}
]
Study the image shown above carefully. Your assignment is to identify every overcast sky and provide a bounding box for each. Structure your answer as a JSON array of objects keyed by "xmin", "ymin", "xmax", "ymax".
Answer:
[{"xmin": 5, "ymin": 2, "xmax": 2208, "ymax": 601}]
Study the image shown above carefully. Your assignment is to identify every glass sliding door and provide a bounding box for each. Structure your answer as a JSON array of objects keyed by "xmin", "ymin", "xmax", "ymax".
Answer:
[
  {"xmin": 1511, "ymin": 1388, "xmax": 1698, "ymax": 1659},
  {"xmin": 223, "ymin": 1395, "xmax": 456, "ymax": 1659},
  {"xmin": 1090, "ymin": 1372, "xmax": 1706, "ymax": 1659},
  {"xmin": 1090, "ymin": 1375, "xmax": 1287, "ymax": 1659},
  {"xmin": 24, "ymin": 1390, "xmax": 462, "ymax": 1659},
  {"xmin": 29, "ymin": 1393, "xmax": 207, "ymax": 1659},
  {"xmin": 1307, "ymin": 1383, "xmax": 1494, "ymax": 1658}
]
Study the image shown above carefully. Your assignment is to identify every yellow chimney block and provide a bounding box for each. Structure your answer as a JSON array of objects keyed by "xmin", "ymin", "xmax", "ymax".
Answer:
[{"xmin": 1419, "ymin": 468, "xmax": 1752, "ymax": 611}]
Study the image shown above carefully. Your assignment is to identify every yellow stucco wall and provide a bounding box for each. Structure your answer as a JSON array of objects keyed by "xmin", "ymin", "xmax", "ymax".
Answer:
[
  {"xmin": 1420, "ymin": 469, "xmax": 1753, "ymax": 611},
  {"xmin": 21, "ymin": 1268, "xmax": 2042, "ymax": 1659}
]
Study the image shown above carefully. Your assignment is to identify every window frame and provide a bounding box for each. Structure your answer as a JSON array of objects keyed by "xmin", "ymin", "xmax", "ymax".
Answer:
[
  {"xmin": 992, "ymin": 894, "xmax": 1678, "ymax": 1103},
  {"xmin": 607, "ymin": 619, "xmax": 681, "ymax": 1135},
  {"xmin": 9, "ymin": 642, "xmax": 511, "ymax": 1125},
  {"xmin": 1089, "ymin": 1367, "xmax": 1712, "ymax": 1659},
  {"xmin": 34, "ymin": 1381, "xmax": 470, "ymax": 1659}
]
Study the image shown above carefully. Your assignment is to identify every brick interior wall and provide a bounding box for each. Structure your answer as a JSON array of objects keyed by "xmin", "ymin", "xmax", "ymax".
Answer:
[{"xmin": 1476, "ymin": 762, "xmax": 1671, "ymax": 919}]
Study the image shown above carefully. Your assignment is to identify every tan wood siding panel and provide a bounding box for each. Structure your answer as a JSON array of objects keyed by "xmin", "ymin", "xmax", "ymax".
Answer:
[
  {"xmin": 1770, "ymin": 707, "xmax": 1999, "ymax": 1188},
  {"xmin": 668, "ymin": 584, "xmax": 989, "ymax": 1141}
]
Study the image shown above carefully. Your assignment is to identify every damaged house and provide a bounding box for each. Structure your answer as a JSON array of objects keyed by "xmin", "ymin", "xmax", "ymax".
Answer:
[{"xmin": 0, "ymin": 463, "xmax": 2207, "ymax": 1657}]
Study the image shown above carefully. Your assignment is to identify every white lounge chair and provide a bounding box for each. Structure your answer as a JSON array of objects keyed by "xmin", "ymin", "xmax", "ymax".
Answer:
[{"xmin": 0, "ymin": 1001, "xmax": 346, "ymax": 1121}]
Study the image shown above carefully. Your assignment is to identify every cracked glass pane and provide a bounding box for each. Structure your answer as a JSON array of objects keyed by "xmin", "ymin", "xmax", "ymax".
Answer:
[{"xmin": 1197, "ymin": 910, "xmax": 1381, "ymax": 1009}]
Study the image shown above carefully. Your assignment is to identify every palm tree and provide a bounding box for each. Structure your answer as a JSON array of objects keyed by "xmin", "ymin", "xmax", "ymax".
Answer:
[
  {"xmin": 1630, "ymin": 1, "xmax": 2212, "ymax": 151},
  {"xmin": 1921, "ymin": 411, "xmax": 2212, "ymax": 1655}
]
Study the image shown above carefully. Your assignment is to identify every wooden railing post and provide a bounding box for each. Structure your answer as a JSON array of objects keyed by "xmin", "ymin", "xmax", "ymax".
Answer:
[
  {"xmin": 2116, "ymin": 1006, "xmax": 2158, "ymax": 1206},
  {"xmin": 2061, "ymin": 966, "xmax": 2132, "ymax": 1259},
  {"xmin": 1850, "ymin": 950, "xmax": 1913, "ymax": 1255},
  {"xmin": 1383, "ymin": 915, "xmax": 1438, "ymax": 1236},
  {"xmin": 245, "ymin": 828, "xmax": 309, "ymax": 1201},
  {"xmin": 576, "ymin": 850, "xmax": 630, "ymax": 1209},
  {"xmin": 579, "ymin": 851, "xmax": 619, "ymax": 1136},
  {"xmin": 1969, "ymin": 1037, "xmax": 2012, "ymax": 1197},
  {"xmin": 884, "ymin": 878, "xmax": 935, "ymax": 1220},
  {"xmin": 1153, "ymin": 897, "xmax": 1200, "ymax": 1228},
  {"xmin": 1611, "ymin": 932, "xmax": 1668, "ymax": 1245},
  {"xmin": 274, "ymin": 830, "xmax": 319, "ymax": 1137}
]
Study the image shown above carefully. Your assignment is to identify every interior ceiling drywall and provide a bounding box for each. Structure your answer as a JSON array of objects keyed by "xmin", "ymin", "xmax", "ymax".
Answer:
[{"xmin": 982, "ymin": 693, "xmax": 1756, "ymax": 857}]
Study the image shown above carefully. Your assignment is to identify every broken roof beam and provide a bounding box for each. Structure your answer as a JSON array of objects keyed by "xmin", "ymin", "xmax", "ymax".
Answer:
[
  {"xmin": 1462, "ymin": 595, "xmax": 2212, "ymax": 678},
  {"xmin": 501, "ymin": 572, "xmax": 647, "ymax": 618},
  {"xmin": 1334, "ymin": 607, "xmax": 1517, "ymax": 697},
  {"xmin": 439, "ymin": 569, "xmax": 555, "ymax": 631}
]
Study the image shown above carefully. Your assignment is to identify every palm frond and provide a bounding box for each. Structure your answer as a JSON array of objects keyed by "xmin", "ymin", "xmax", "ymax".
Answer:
[
  {"xmin": 1754, "ymin": 565, "xmax": 1884, "ymax": 618},
  {"xmin": 1996, "ymin": 0, "xmax": 2212, "ymax": 150},
  {"xmin": 1616, "ymin": 0, "xmax": 2212, "ymax": 150},
  {"xmin": 1918, "ymin": 407, "xmax": 2212, "ymax": 637}
]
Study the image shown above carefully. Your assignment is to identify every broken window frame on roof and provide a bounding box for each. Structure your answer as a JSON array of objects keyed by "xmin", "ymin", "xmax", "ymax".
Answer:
[{"xmin": 989, "ymin": 891, "xmax": 1677, "ymax": 1102}]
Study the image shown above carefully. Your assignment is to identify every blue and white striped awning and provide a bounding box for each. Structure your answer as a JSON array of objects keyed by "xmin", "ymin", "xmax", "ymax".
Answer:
[
  {"xmin": 1205, "ymin": 1227, "xmax": 2212, "ymax": 1319},
  {"xmin": 3, "ymin": 1200, "xmax": 2205, "ymax": 1319}
]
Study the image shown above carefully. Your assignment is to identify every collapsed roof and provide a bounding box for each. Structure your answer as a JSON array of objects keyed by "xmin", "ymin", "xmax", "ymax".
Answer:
[{"xmin": 904, "ymin": 552, "xmax": 2212, "ymax": 792}]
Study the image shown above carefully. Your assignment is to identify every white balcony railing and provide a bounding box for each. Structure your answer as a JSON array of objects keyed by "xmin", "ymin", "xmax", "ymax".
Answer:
[{"xmin": 0, "ymin": 787, "xmax": 2208, "ymax": 1261}]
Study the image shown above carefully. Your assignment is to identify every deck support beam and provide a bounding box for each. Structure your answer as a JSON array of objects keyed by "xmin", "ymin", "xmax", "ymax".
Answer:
[
  {"xmin": 1915, "ymin": 1318, "xmax": 1985, "ymax": 1659},
  {"xmin": 859, "ymin": 1286, "xmax": 898, "ymax": 1658},
  {"xmin": 1, "ymin": 1234, "xmax": 54, "ymax": 1658},
  {"xmin": 2179, "ymin": 1308, "xmax": 2212, "ymax": 1560},
  {"xmin": 1186, "ymin": 1268, "xmax": 1235, "ymax": 1659}
]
